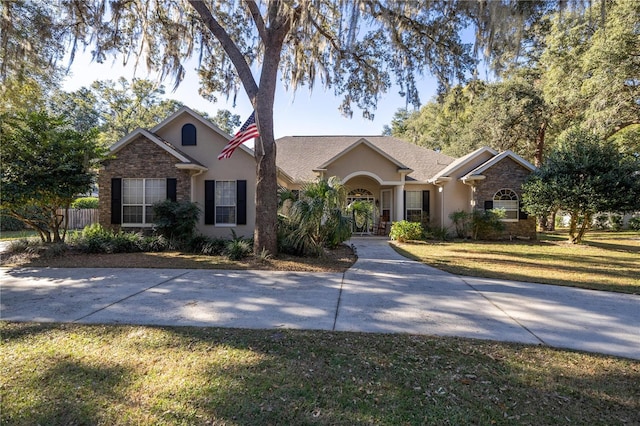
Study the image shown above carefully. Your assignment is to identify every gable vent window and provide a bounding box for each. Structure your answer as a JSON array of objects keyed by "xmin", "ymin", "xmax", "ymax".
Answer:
[
  {"xmin": 182, "ymin": 123, "xmax": 197, "ymax": 146},
  {"xmin": 493, "ymin": 189, "xmax": 519, "ymax": 221}
]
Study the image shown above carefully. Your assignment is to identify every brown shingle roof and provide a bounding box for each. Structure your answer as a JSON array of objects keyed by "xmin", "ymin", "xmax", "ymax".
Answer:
[{"xmin": 275, "ymin": 135, "xmax": 455, "ymax": 182}]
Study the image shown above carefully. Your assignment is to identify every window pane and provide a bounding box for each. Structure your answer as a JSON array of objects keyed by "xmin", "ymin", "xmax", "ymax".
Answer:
[
  {"xmin": 407, "ymin": 209, "xmax": 422, "ymax": 223},
  {"xmin": 215, "ymin": 181, "xmax": 236, "ymax": 224},
  {"xmin": 216, "ymin": 206, "xmax": 236, "ymax": 224},
  {"xmin": 381, "ymin": 191, "xmax": 391, "ymax": 210},
  {"xmin": 215, "ymin": 181, "xmax": 236, "ymax": 206},
  {"xmin": 406, "ymin": 191, "xmax": 422, "ymax": 221},
  {"xmin": 406, "ymin": 191, "xmax": 421, "ymax": 209},
  {"xmin": 123, "ymin": 179, "xmax": 143, "ymax": 204},
  {"xmin": 494, "ymin": 199, "xmax": 519, "ymax": 220},
  {"xmin": 145, "ymin": 179, "xmax": 166, "ymax": 204},
  {"xmin": 123, "ymin": 206, "xmax": 143, "ymax": 223},
  {"xmin": 145, "ymin": 206, "xmax": 155, "ymax": 224}
]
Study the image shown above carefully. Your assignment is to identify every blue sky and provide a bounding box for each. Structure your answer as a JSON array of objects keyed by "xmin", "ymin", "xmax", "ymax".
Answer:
[{"xmin": 62, "ymin": 54, "xmax": 439, "ymax": 138}]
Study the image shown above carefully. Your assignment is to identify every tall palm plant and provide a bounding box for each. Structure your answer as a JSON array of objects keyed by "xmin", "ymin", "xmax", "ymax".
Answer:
[{"xmin": 278, "ymin": 177, "xmax": 352, "ymax": 256}]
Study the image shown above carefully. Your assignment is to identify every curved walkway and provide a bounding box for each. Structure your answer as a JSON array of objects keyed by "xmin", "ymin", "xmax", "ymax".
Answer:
[{"xmin": 1, "ymin": 237, "xmax": 639, "ymax": 360}]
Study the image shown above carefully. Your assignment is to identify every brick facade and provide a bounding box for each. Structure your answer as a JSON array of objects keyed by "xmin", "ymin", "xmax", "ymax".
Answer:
[
  {"xmin": 472, "ymin": 157, "xmax": 537, "ymax": 240},
  {"xmin": 98, "ymin": 136, "xmax": 191, "ymax": 230}
]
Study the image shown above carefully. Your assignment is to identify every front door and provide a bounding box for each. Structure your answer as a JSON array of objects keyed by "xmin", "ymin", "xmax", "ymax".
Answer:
[{"xmin": 347, "ymin": 188, "xmax": 375, "ymax": 234}]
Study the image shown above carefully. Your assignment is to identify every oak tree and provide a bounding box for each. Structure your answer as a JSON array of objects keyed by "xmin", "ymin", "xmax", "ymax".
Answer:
[
  {"xmin": 3, "ymin": 0, "xmax": 558, "ymax": 255},
  {"xmin": 522, "ymin": 128, "xmax": 640, "ymax": 244}
]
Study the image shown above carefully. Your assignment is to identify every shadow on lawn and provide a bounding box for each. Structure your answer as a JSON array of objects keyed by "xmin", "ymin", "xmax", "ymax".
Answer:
[{"xmin": 4, "ymin": 324, "xmax": 638, "ymax": 425}]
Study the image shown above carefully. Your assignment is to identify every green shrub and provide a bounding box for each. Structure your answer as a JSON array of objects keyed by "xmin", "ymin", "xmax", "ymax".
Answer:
[
  {"xmin": 71, "ymin": 197, "xmax": 99, "ymax": 209},
  {"xmin": 471, "ymin": 209, "xmax": 505, "ymax": 240},
  {"xmin": 140, "ymin": 235, "xmax": 169, "ymax": 252},
  {"xmin": 5, "ymin": 238, "xmax": 67, "ymax": 258},
  {"xmin": 595, "ymin": 214, "xmax": 609, "ymax": 230},
  {"xmin": 152, "ymin": 200, "xmax": 200, "ymax": 243},
  {"xmin": 1, "ymin": 215, "xmax": 26, "ymax": 231},
  {"xmin": 6, "ymin": 238, "xmax": 39, "ymax": 254},
  {"xmin": 628, "ymin": 216, "xmax": 640, "ymax": 231},
  {"xmin": 448, "ymin": 210, "xmax": 470, "ymax": 238},
  {"xmin": 182, "ymin": 234, "xmax": 226, "ymax": 255},
  {"xmin": 201, "ymin": 239, "xmax": 227, "ymax": 256},
  {"xmin": 225, "ymin": 238, "xmax": 252, "ymax": 260},
  {"xmin": 610, "ymin": 214, "xmax": 623, "ymax": 231},
  {"xmin": 73, "ymin": 223, "xmax": 146, "ymax": 254},
  {"xmin": 389, "ymin": 220, "xmax": 424, "ymax": 243},
  {"xmin": 428, "ymin": 226, "xmax": 450, "ymax": 241}
]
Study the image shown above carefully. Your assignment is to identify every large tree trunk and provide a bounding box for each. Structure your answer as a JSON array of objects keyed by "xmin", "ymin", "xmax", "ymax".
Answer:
[
  {"xmin": 252, "ymin": 26, "xmax": 287, "ymax": 256},
  {"xmin": 188, "ymin": 0, "xmax": 289, "ymax": 256},
  {"xmin": 568, "ymin": 212, "xmax": 590, "ymax": 244},
  {"xmin": 533, "ymin": 120, "xmax": 547, "ymax": 168},
  {"xmin": 253, "ymin": 102, "xmax": 279, "ymax": 256}
]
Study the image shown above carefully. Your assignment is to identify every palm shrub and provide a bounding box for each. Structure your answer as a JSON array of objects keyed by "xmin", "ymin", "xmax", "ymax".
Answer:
[
  {"xmin": 224, "ymin": 231, "xmax": 253, "ymax": 260},
  {"xmin": 629, "ymin": 216, "xmax": 640, "ymax": 231},
  {"xmin": 278, "ymin": 177, "xmax": 352, "ymax": 256}
]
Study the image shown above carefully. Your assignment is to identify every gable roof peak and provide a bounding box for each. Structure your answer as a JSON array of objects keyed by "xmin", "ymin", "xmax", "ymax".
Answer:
[{"xmin": 150, "ymin": 105, "xmax": 232, "ymax": 139}]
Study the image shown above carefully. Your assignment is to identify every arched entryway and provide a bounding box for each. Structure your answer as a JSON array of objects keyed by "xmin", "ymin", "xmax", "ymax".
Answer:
[{"xmin": 347, "ymin": 188, "xmax": 376, "ymax": 234}]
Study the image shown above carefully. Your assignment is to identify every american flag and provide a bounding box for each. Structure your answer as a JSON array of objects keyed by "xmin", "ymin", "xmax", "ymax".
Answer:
[{"xmin": 217, "ymin": 111, "xmax": 260, "ymax": 160}]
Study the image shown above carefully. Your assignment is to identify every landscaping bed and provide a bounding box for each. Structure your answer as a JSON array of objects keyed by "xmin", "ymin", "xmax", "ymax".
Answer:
[{"xmin": 0, "ymin": 243, "xmax": 356, "ymax": 272}]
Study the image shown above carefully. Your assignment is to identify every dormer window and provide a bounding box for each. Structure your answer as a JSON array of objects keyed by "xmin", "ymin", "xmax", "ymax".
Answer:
[{"xmin": 182, "ymin": 123, "xmax": 196, "ymax": 146}]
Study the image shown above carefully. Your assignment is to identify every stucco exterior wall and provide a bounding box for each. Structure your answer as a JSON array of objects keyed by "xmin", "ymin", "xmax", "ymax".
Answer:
[
  {"xmin": 326, "ymin": 144, "xmax": 403, "ymax": 183},
  {"xmin": 439, "ymin": 180, "xmax": 472, "ymax": 230},
  {"xmin": 159, "ymin": 115, "xmax": 257, "ymax": 239}
]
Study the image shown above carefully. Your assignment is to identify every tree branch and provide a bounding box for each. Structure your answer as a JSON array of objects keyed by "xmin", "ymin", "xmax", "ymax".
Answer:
[
  {"xmin": 187, "ymin": 0, "xmax": 259, "ymax": 101},
  {"xmin": 245, "ymin": 0, "xmax": 267, "ymax": 44}
]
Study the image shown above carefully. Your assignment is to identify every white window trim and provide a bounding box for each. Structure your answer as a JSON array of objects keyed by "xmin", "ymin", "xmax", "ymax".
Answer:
[
  {"xmin": 493, "ymin": 189, "xmax": 519, "ymax": 222},
  {"xmin": 121, "ymin": 178, "xmax": 165, "ymax": 227},
  {"xmin": 405, "ymin": 190, "xmax": 423, "ymax": 222},
  {"xmin": 215, "ymin": 180, "xmax": 237, "ymax": 226}
]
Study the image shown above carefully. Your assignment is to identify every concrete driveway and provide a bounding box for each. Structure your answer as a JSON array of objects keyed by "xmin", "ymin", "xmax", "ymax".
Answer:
[{"xmin": 1, "ymin": 237, "xmax": 638, "ymax": 360}]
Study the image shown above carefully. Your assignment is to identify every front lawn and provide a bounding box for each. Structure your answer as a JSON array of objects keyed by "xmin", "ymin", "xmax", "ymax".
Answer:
[
  {"xmin": 1, "ymin": 322, "xmax": 638, "ymax": 425},
  {"xmin": 391, "ymin": 231, "xmax": 640, "ymax": 294},
  {"xmin": 0, "ymin": 230, "xmax": 38, "ymax": 240}
]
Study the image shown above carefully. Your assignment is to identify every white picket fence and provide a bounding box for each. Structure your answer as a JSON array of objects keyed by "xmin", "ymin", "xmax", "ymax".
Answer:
[{"xmin": 56, "ymin": 209, "xmax": 99, "ymax": 230}]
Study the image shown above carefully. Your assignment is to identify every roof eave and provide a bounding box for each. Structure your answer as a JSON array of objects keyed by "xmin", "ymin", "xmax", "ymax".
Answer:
[{"xmin": 176, "ymin": 164, "xmax": 208, "ymax": 172}]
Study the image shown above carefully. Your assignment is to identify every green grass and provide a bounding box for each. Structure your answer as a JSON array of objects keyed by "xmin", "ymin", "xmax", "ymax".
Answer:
[
  {"xmin": 0, "ymin": 230, "xmax": 38, "ymax": 240},
  {"xmin": 1, "ymin": 322, "xmax": 638, "ymax": 425},
  {"xmin": 392, "ymin": 231, "xmax": 640, "ymax": 294}
]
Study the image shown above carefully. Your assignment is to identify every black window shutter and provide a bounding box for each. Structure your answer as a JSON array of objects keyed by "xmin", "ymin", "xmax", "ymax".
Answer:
[
  {"xmin": 403, "ymin": 190, "xmax": 406, "ymax": 220},
  {"xmin": 484, "ymin": 200, "xmax": 494, "ymax": 210},
  {"xmin": 111, "ymin": 178, "xmax": 122, "ymax": 224},
  {"xmin": 422, "ymin": 190, "xmax": 430, "ymax": 216},
  {"xmin": 519, "ymin": 201, "xmax": 528, "ymax": 220},
  {"xmin": 205, "ymin": 180, "xmax": 215, "ymax": 225},
  {"xmin": 236, "ymin": 180, "xmax": 247, "ymax": 225},
  {"xmin": 166, "ymin": 178, "xmax": 177, "ymax": 202}
]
